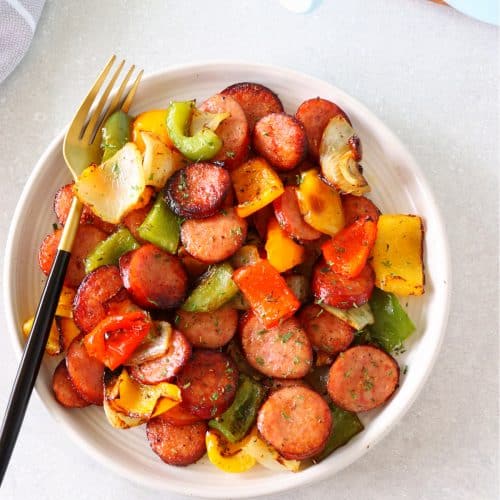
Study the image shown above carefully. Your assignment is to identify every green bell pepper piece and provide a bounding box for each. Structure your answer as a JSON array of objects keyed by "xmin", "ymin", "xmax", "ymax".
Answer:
[
  {"xmin": 101, "ymin": 110, "xmax": 133, "ymax": 161},
  {"xmin": 84, "ymin": 227, "xmax": 139, "ymax": 274},
  {"xmin": 304, "ymin": 365, "xmax": 330, "ymax": 398},
  {"xmin": 166, "ymin": 101, "xmax": 222, "ymax": 161},
  {"xmin": 137, "ymin": 197, "xmax": 180, "ymax": 254},
  {"xmin": 208, "ymin": 374, "xmax": 266, "ymax": 443},
  {"xmin": 182, "ymin": 262, "xmax": 239, "ymax": 312},
  {"xmin": 313, "ymin": 403, "xmax": 364, "ymax": 462},
  {"xmin": 368, "ymin": 287, "xmax": 416, "ymax": 353}
]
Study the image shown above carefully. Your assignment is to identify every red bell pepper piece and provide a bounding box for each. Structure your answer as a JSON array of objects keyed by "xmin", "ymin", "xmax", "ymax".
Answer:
[
  {"xmin": 321, "ymin": 217, "xmax": 377, "ymax": 278},
  {"xmin": 232, "ymin": 259, "xmax": 300, "ymax": 328},
  {"xmin": 84, "ymin": 310, "xmax": 151, "ymax": 370}
]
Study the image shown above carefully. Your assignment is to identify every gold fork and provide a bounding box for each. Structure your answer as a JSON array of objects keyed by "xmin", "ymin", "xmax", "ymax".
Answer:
[{"xmin": 0, "ymin": 56, "xmax": 143, "ymax": 484}]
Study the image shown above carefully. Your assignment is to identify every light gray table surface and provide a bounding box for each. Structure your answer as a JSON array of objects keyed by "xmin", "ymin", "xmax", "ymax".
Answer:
[{"xmin": 0, "ymin": 1, "xmax": 498, "ymax": 499}]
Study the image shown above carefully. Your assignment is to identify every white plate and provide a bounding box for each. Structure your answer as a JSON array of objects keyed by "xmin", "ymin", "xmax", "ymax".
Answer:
[{"xmin": 4, "ymin": 61, "xmax": 451, "ymax": 498}]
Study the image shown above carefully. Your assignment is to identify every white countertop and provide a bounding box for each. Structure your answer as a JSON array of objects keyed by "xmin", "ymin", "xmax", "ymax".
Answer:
[{"xmin": 0, "ymin": 1, "xmax": 497, "ymax": 499}]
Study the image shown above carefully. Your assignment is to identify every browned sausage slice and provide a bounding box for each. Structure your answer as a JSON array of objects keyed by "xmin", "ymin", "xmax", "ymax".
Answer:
[
  {"xmin": 73, "ymin": 265, "xmax": 124, "ymax": 332},
  {"xmin": 240, "ymin": 312, "xmax": 313, "ymax": 379},
  {"xmin": 176, "ymin": 304, "xmax": 238, "ymax": 348},
  {"xmin": 327, "ymin": 345, "xmax": 399, "ymax": 412},
  {"xmin": 160, "ymin": 404, "xmax": 202, "ymax": 426},
  {"xmin": 180, "ymin": 208, "xmax": 247, "ymax": 264},
  {"xmin": 166, "ymin": 163, "xmax": 230, "ymax": 219},
  {"xmin": 177, "ymin": 350, "xmax": 239, "ymax": 419},
  {"xmin": 52, "ymin": 360, "xmax": 91, "ymax": 408},
  {"xmin": 300, "ymin": 304, "xmax": 354, "ymax": 354},
  {"xmin": 273, "ymin": 186, "xmax": 321, "ymax": 241},
  {"xmin": 66, "ymin": 335, "xmax": 104, "ymax": 405},
  {"xmin": 199, "ymin": 94, "xmax": 249, "ymax": 169},
  {"xmin": 341, "ymin": 194, "xmax": 381, "ymax": 226},
  {"xmin": 253, "ymin": 113, "xmax": 307, "ymax": 171},
  {"xmin": 39, "ymin": 225, "xmax": 108, "ymax": 288},
  {"xmin": 251, "ymin": 204, "xmax": 273, "ymax": 241},
  {"xmin": 53, "ymin": 182, "xmax": 116, "ymax": 233},
  {"xmin": 257, "ymin": 385, "xmax": 332, "ymax": 460},
  {"xmin": 312, "ymin": 261, "xmax": 375, "ymax": 309},
  {"xmin": 221, "ymin": 82, "xmax": 284, "ymax": 131},
  {"xmin": 128, "ymin": 330, "xmax": 192, "ymax": 385},
  {"xmin": 123, "ymin": 203, "xmax": 152, "ymax": 242},
  {"xmin": 295, "ymin": 98, "xmax": 350, "ymax": 159},
  {"xmin": 263, "ymin": 378, "xmax": 309, "ymax": 393},
  {"xmin": 146, "ymin": 416, "xmax": 207, "ymax": 466},
  {"xmin": 120, "ymin": 244, "xmax": 188, "ymax": 309}
]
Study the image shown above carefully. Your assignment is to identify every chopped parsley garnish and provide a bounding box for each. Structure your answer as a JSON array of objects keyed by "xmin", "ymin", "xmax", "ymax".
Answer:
[{"xmin": 255, "ymin": 356, "xmax": 265, "ymax": 366}]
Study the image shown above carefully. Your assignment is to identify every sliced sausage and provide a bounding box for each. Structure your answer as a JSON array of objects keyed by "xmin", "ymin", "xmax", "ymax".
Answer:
[
  {"xmin": 176, "ymin": 304, "xmax": 238, "ymax": 348},
  {"xmin": 66, "ymin": 335, "xmax": 104, "ymax": 405},
  {"xmin": 38, "ymin": 230, "xmax": 60, "ymax": 276},
  {"xmin": 119, "ymin": 244, "xmax": 188, "ymax": 309},
  {"xmin": 251, "ymin": 204, "xmax": 273, "ymax": 241},
  {"xmin": 128, "ymin": 330, "xmax": 192, "ymax": 385},
  {"xmin": 52, "ymin": 360, "xmax": 90, "ymax": 408},
  {"xmin": 221, "ymin": 82, "xmax": 284, "ymax": 131},
  {"xmin": 253, "ymin": 113, "xmax": 307, "ymax": 171},
  {"xmin": 146, "ymin": 416, "xmax": 207, "ymax": 466},
  {"xmin": 123, "ymin": 203, "xmax": 152, "ymax": 242},
  {"xmin": 38, "ymin": 225, "xmax": 108, "ymax": 288},
  {"xmin": 165, "ymin": 163, "xmax": 230, "ymax": 219},
  {"xmin": 177, "ymin": 246, "xmax": 210, "ymax": 280},
  {"xmin": 240, "ymin": 312, "xmax": 313, "ymax": 379},
  {"xmin": 312, "ymin": 261, "xmax": 375, "ymax": 309},
  {"xmin": 177, "ymin": 350, "xmax": 239, "ymax": 419},
  {"xmin": 104, "ymin": 292, "xmax": 142, "ymax": 316},
  {"xmin": 327, "ymin": 345, "xmax": 399, "ymax": 412},
  {"xmin": 257, "ymin": 385, "xmax": 332, "ymax": 460},
  {"xmin": 273, "ymin": 186, "xmax": 321, "ymax": 241},
  {"xmin": 199, "ymin": 94, "xmax": 249, "ymax": 169},
  {"xmin": 72, "ymin": 265, "xmax": 123, "ymax": 333},
  {"xmin": 160, "ymin": 404, "xmax": 202, "ymax": 426},
  {"xmin": 341, "ymin": 194, "xmax": 381, "ymax": 226},
  {"xmin": 180, "ymin": 208, "xmax": 247, "ymax": 264},
  {"xmin": 300, "ymin": 304, "xmax": 354, "ymax": 354},
  {"xmin": 53, "ymin": 182, "xmax": 116, "ymax": 233},
  {"xmin": 263, "ymin": 378, "xmax": 309, "ymax": 393},
  {"xmin": 295, "ymin": 98, "xmax": 350, "ymax": 159}
]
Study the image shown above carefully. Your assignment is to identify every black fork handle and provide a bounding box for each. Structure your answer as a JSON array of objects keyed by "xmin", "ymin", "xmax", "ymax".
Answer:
[{"xmin": 0, "ymin": 249, "xmax": 71, "ymax": 486}]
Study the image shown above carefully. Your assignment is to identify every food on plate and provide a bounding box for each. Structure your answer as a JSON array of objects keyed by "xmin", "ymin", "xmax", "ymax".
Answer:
[
  {"xmin": 29, "ymin": 81, "xmax": 425, "ymax": 472},
  {"xmin": 253, "ymin": 113, "xmax": 307, "ymax": 171}
]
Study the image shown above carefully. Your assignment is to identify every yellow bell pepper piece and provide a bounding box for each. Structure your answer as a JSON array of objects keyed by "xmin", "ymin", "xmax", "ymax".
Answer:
[
  {"xmin": 265, "ymin": 217, "xmax": 305, "ymax": 272},
  {"xmin": 231, "ymin": 157, "xmax": 284, "ymax": 218},
  {"xmin": 111, "ymin": 369, "xmax": 181, "ymax": 419},
  {"xmin": 151, "ymin": 397, "xmax": 180, "ymax": 418},
  {"xmin": 55, "ymin": 286, "xmax": 75, "ymax": 318},
  {"xmin": 296, "ymin": 169, "xmax": 344, "ymax": 236},
  {"xmin": 132, "ymin": 109, "xmax": 173, "ymax": 152},
  {"xmin": 242, "ymin": 427, "xmax": 300, "ymax": 472},
  {"xmin": 206, "ymin": 430, "xmax": 256, "ymax": 473},
  {"xmin": 371, "ymin": 214, "xmax": 425, "ymax": 296},
  {"xmin": 22, "ymin": 317, "xmax": 61, "ymax": 356},
  {"xmin": 58, "ymin": 317, "xmax": 81, "ymax": 351}
]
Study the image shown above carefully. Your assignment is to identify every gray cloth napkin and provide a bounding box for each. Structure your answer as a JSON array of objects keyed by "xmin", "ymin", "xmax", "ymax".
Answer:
[{"xmin": 0, "ymin": 0, "xmax": 45, "ymax": 83}]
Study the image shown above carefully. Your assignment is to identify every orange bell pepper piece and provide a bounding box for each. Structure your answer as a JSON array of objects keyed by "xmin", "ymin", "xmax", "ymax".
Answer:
[
  {"xmin": 321, "ymin": 217, "xmax": 377, "ymax": 278},
  {"xmin": 265, "ymin": 217, "xmax": 305, "ymax": 273},
  {"xmin": 84, "ymin": 311, "xmax": 151, "ymax": 370},
  {"xmin": 231, "ymin": 157, "xmax": 284, "ymax": 218},
  {"xmin": 132, "ymin": 109, "xmax": 173, "ymax": 152},
  {"xmin": 233, "ymin": 259, "xmax": 300, "ymax": 328}
]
